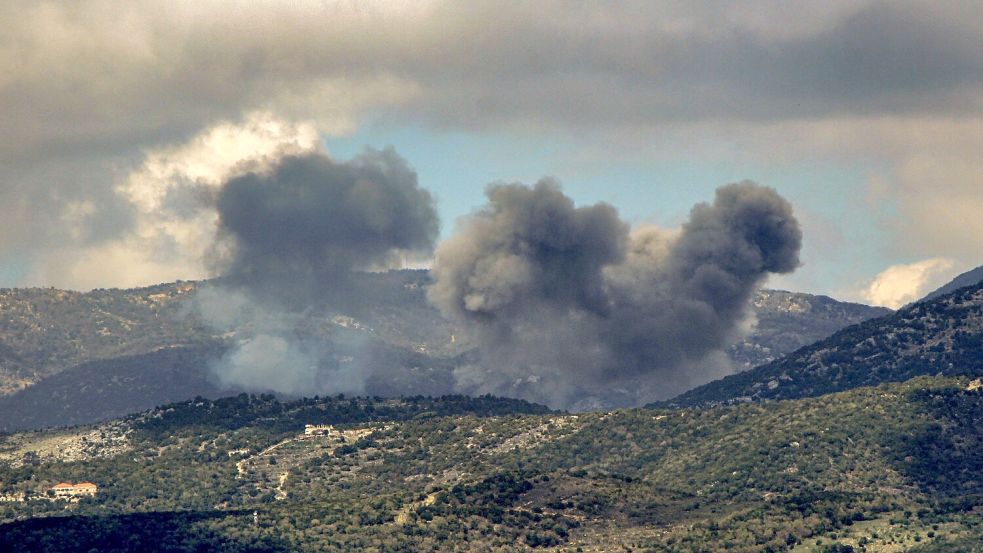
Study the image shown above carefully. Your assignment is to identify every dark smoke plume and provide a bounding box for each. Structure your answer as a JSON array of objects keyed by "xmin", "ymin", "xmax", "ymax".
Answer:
[
  {"xmin": 215, "ymin": 147, "xmax": 438, "ymax": 282},
  {"xmin": 198, "ymin": 147, "xmax": 441, "ymax": 395},
  {"xmin": 429, "ymin": 179, "xmax": 801, "ymax": 409}
]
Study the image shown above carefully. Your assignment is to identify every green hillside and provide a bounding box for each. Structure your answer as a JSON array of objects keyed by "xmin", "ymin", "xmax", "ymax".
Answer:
[
  {"xmin": 664, "ymin": 282, "xmax": 983, "ymax": 408},
  {"xmin": 2, "ymin": 377, "xmax": 983, "ymax": 552}
]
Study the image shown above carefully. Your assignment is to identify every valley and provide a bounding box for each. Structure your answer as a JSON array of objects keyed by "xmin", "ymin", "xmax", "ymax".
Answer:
[{"xmin": 6, "ymin": 4, "xmax": 983, "ymax": 551}]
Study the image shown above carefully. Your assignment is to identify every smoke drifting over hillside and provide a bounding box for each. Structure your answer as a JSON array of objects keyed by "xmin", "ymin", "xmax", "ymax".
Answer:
[
  {"xmin": 429, "ymin": 180, "xmax": 802, "ymax": 408},
  {"xmin": 194, "ymin": 145, "xmax": 800, "ymax": 409},
  {"xmin": 199, "ymin": 147, "xmax": 440, "ymax": 395}
]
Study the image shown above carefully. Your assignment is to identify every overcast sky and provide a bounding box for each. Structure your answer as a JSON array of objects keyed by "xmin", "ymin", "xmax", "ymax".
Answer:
[{"xmin": 2, "ymin": 0, "xmax": 981, "ymax": 307}]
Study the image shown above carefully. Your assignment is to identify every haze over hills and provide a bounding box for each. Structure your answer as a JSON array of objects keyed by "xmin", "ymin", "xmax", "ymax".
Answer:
[
  {"xmin": 0, "ymin": 271, "xmax": 464, "ymax": 395},
  {"xmin": 5, "ymin": 2, "xmax": 983, "ymax": 551},
  {"xmin": 0, "ymin": 271, "xmax": 890, "ymax": 431},
  {"xmin": 665, "ymin": 281, "xmax": 983, "ymax": 408}
]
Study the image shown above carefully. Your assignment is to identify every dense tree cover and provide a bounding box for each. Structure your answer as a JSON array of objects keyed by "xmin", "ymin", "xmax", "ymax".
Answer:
[
  {"xmin": 0, "ymin": 510, "xmax": 289, "ymax": 553},
  {"xmin": 2, "ymin": 379, "xmax": 983, "ymax": 551},
  {"xmin": 133, "ymin": 393, "xmax": 553, "ymax": 439}
]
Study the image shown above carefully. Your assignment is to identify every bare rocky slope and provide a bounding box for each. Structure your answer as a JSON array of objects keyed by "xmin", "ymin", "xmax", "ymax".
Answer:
[{"xmin": 727, "ymin": 289, "xmax": 890, "ymax": 370}]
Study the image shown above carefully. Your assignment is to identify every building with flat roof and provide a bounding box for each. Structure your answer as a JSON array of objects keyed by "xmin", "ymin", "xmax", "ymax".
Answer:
[
  {"xmin": 51, "ymin": 481, "xmax": 98, "ymax": 498},
  {"xmin": 303, "ymin": 424, "xmax": 332, "ymax": 437}
]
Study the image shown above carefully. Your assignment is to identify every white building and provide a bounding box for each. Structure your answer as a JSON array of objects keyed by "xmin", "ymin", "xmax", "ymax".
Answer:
[{"xmin": 304, "ymin": 424, "xmax": 332, "ymax": 437}]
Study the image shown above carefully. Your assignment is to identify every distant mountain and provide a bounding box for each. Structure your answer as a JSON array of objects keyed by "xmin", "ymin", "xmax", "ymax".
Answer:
[
  {"xmin": 0, "ymin": 274, "xmax": 886, "ymax": 392},
  {"xmin": 0, "ymin": 271, "xmax": 466, "ymax": 393},
  {"xmin": 0, "ymin": 271, "xmax": 892, "ymax": 430},
  {"xmin": 0, "ymin": 282, "xmax": 211, "ymax": 395},
  {"xmin": 921, "ymin": 264, "xmax": 983, "ymax": 302},
  {"xmin": 664, "ymin": 281, "xmax": 983, "ymax": 408},
  {"xmin": 0, "ymin": 334, "xmax": 466, "ymax": 433},
  {"xmin": 0, "ymin": 345, "xmax": 226, "ymax": 432},
  {"xmin": 727, "ymin": 289, "xmax": 891, "ymax": 370}
]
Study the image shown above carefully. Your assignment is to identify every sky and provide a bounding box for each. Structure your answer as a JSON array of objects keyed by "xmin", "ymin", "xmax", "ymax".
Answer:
[{"xmin": 1, "ymin": 0, "xmax": 981, "ymax": 308}]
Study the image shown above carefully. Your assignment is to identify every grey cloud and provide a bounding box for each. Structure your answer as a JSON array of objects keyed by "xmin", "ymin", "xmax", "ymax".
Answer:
[
  {"xmin": 396, "ymin": 1, "xmax": 983, "ymax": 127},
  {"xmin": 3, "ymin": 1, "xmax": 980, "ymax": 161},
  {"xmin": 0, "ymin": 156, "xmax": 134, "ymax": 263},
  {"xmin": 2, "ymin": 0, "xmax": 978, "ymax": 289},
  {"xmin": 429, "ymin": 180, "xmax": 801, "ymax": 409}
]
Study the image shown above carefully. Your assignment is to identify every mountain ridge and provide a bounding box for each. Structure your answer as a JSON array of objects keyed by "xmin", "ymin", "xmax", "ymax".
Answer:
[
  {"xmin": 921, "ymin": 264, "xmax": 983, "ymax": 302},
  {"xmin": 663, "ymin": 281, "xmax": 983, "ymax": 408},
  {"xmin": 0, "ymin": 272, "xmax": 892, "ymax": 430}
]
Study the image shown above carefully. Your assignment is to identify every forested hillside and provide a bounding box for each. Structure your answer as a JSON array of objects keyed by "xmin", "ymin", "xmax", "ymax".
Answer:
[
  {"xmin": 666, "ymin": 282, "xmax": 983, "ymax": 408},
  {"xmin": 2, "ymin": 378, "xmax": 983, "ymax": 551}
]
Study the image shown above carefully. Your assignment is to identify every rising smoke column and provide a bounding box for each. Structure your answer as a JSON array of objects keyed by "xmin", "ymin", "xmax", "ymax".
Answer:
[
  {"xmin": 201, "ymin": 147, "xmax": 440, "ymax": 395},
  {"xmin": 429, "ymin": 179, "xmax": 801, "ymax": 408},
  {"xmin": 427, "ymin": 179, "xmax": 630, "ymax": 405}
]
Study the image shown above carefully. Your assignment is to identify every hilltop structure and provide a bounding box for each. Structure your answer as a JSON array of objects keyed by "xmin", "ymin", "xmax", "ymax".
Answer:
[
  {"xmin": 303, "ymin": 424, "xmax": 332, "ymax": 437},
  {"xmin": 51, "ymin": 482, "xmax": 97, "ymax": 499}
]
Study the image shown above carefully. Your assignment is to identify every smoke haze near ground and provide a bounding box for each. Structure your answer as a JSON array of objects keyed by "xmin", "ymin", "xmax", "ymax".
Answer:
[{"xmin": 429, "ymin": 180, "xmax": 802, "ymax": 409}]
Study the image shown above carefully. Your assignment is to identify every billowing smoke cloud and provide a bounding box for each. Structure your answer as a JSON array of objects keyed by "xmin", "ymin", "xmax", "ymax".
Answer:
[
  {"xmin": 215, "ymin": 148, "xmax": 439, "ymax": 279},
  {"xmin": 198, "ymin": 147, "xmax": 440, "ymax": 395},
  {"xmin": 429, "ymin": 180, "xmax": 801, "ymax": 408}
]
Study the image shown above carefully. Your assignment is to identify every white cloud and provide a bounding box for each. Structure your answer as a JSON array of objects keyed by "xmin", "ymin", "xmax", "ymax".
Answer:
[
  {"xmin": 25, "ymin": 112, "xmax": 321, "ymax": 290},
  {"xmin": 118, "ymin": 112, "xmax": 320, "ymax": 212},
  {"xmin": 860, "ymin": 258, "xmax": 964, "ymax": 308}
]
